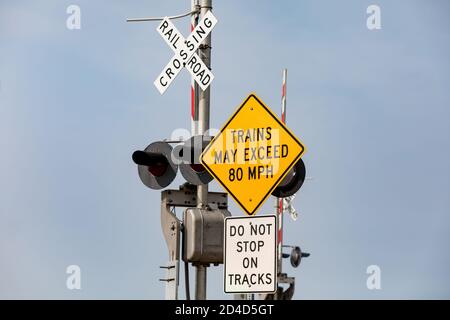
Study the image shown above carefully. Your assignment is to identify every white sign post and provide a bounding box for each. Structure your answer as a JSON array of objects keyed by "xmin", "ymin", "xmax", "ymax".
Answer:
[
  {"xmin": 154, "ymin": 11, "xmax": 217, "ymax": 94},
  {"xmin": 224, "ymin": 215, "xmax": 277, "ymax": 294}
]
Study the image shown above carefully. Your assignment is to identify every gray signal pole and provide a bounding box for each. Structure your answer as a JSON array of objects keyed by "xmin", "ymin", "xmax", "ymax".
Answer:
[
  {"xmin": 128, "ymin": 0, "xmax": 232, "ymax": 301},
  {"xmin": 195, "ymin": 0, "xmax": 212, "ymax": 300}
]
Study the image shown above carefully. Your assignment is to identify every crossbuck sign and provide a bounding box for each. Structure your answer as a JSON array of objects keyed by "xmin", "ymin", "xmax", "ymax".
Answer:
[{"xmin": 154, "ymin": 11, "xmax": 218, "ymax": 94}]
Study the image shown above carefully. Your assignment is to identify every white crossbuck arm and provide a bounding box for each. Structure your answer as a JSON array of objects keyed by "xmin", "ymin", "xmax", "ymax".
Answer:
[{"xmin": 154, "ymin": 11, "xmax": 218, "ymax": 94}]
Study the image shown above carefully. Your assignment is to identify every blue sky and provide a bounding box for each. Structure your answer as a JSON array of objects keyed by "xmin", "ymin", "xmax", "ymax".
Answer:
[{"xmin": 0, "ymin": 0, "xmax": 449, "ymax": 299}]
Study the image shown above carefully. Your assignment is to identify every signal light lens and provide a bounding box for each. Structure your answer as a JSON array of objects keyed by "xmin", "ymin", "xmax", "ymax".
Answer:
[
  {"xmin": 147, "ymin": 164, "xmax": 168, "ymax": 177},
  {"xmin": 190, "ymin": 164, "xmax": 206, "ymax": 173}
]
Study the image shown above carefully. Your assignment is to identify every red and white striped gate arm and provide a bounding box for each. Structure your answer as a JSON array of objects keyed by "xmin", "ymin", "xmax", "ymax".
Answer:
[
  {"xmin": 190, "ymin": 0, "xmax": 199, "ymax": 135},
  {"xmin": 277, "ymin": 69, "xmax": 287, "ymax": 270}
]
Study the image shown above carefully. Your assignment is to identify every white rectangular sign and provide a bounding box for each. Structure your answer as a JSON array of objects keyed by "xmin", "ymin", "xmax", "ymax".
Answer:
[
  {"xmin": 154, "ymin": 11, "xmax": 217, "ymax": 94},
  {"xmin": 224, "ymin": 215, "xmax": 277, "ymax": 293}
]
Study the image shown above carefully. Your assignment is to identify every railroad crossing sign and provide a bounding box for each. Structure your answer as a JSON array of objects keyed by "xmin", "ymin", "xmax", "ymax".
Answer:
[
  {"xmin": 201, "ymin": 93, "xmax": 306, "ymax": 215},
  {"xmin": 154, "ymin": 11, "xmax": 217, "ymax": 94},
  {"xmin": 224, "ymin": 215, "xmax": 277, "ymax": 293}
]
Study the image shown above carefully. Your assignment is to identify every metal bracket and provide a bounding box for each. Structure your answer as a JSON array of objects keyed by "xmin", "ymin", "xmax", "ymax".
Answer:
[
  {"xmin": 160, "ymin": 184, "xmax": 227, "ymax": 262},
  {"xmin": 162, "ymin": 185, "xmax": 227, "ymax": 209},
  {"xmin": 277, "ymin": 273, "xmax": 295, "ymax": 300},
  {"xmin": 262, "ymin": 273, "xmax": 295, "ymax": 300},
  {"xmin": 160, "ymin": 184, "xmax": 228, "ymax": 300},
  {"xmin": 126, "ymin": 8, "xmax": 200, "ymax": 22},
  {"xmin": 159, "ymin": 261, "xmax": 179, "ymax": 300},
  {"xmin": 161, "ymin": 193, "xmax": 181, "ymax": 262}
]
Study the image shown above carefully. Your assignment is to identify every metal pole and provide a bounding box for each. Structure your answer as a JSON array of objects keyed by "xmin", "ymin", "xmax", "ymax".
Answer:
[
  {"xmin": 197, "ymin": 0, "xmax": 211, "ymax": 139},
  {"xmin": 276, "ymin": 198, "xmax": 283, "ymax": 272},
  {"xmin": 195, "ymin": 264, "xmax": 207, "ymax": 299},
  {"xmin": 195, "ymin": 0, "xmax": 212, "ymax": 300},
  {"xmin": 275, "ymin": 69, "xmax": 287, "ymax": 299}
]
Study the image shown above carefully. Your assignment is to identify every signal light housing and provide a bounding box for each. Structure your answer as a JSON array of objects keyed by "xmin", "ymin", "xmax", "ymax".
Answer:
[
  {"xmin": 271, "ymin": 158, "xmax": 306, "ymax": 198},
  {"xmin": 174, "ymin": 135, "xmax": 214, "ymax": 185},
  {"xmin": 290, "ymin": 246, "xmax": 310, "ymax": 268},
  {"xmin": 132, "ymin": 141, "xmax": 178, "ymax": 190}
]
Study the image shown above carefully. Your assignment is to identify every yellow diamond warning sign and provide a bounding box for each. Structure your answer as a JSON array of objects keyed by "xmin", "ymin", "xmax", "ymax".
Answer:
[{"xmin": 201, "ymin": 94, "xmax": 306, "ymax": 215}]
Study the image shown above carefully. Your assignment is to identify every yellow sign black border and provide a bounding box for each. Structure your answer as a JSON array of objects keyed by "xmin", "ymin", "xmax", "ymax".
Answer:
[{"xmin": 201, "ymin": 93, "xmax": 306, "ymax": 215}]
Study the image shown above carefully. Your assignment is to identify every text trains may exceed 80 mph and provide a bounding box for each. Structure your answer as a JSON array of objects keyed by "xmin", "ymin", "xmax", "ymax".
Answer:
[
  {"xmin": 210, "ymin": 127, "xmax": 290, "ymax": 182},
  {"xmin": 201, "ymin": 93, "xmax": 305, "ymax": 215}
]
